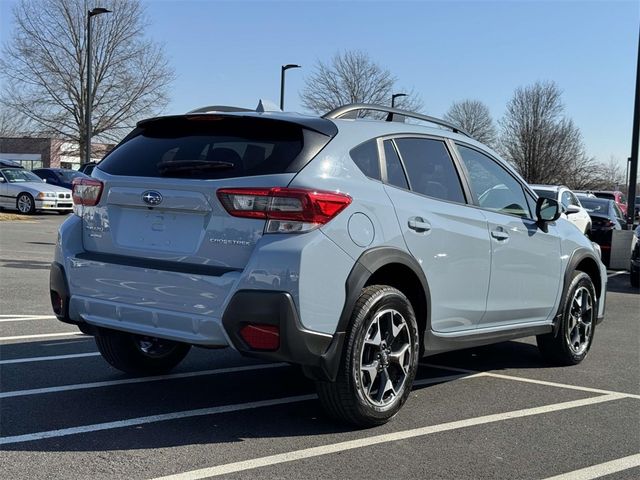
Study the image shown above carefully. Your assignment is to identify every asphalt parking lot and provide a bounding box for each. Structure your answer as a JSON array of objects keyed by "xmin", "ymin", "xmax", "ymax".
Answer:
[{"xmin": 1, "ymin": 214, "xmax": 639, "ymax": 479}]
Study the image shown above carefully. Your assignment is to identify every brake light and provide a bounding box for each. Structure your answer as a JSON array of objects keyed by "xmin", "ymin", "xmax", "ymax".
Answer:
[
  {"xmin": 217, "ymin": 187, "xmax": 351, "ymax": 233},
  {"xmin": 72, "ymin": 178, "xmax": 103, "ymax": 207}
]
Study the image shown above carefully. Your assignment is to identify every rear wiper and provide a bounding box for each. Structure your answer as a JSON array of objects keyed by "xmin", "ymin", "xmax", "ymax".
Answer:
[{"xmin": 158, "ymin": 160, "xmax": 235, "ymax": 174}]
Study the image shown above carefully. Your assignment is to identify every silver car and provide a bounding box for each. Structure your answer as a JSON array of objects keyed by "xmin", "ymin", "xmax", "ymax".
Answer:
[
  {"xmin": 52, "ymin": 103, "xmax": 607, "ymax": 426},
  {"xmin": 0, "ymin": 167, "xmax": 73, "ymax": 214}
]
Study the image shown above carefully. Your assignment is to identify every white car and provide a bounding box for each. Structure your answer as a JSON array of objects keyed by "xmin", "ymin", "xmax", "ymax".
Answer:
[
  {"xmin": 532, "ymin": 185, "xmax": 592, "ymax": 236},
  {"xmin": 0, "ymin": 167, "xmax": 73, "ymax": 214}
]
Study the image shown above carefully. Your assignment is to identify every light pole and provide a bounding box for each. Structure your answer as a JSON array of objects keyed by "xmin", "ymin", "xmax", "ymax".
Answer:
[
  {"xmin": 85, "ymin": 7, "xmax": 111, "ymax": 164},
  {"xmin": 280, "ymin": 64, "xmax": 301, "ymax": 111},
  {"xmin": 391, "ymin": 93, "xmax": 407, "ymax": 108}
]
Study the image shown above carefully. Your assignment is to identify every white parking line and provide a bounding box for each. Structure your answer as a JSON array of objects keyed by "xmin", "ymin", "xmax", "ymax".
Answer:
[
  {"xmin": 149, "ymin": 394, "xmax": 625, "ymax": 480},
  {"xmin": 607, "ymin": 271, "xmax": 628, "ymax": 278},
  {"xmin": 0, "ymin": 314, "xmax": 54, "ymax": 318},
  {"xmin": 421, "ymin": 363, "xmax": 640, "ymax": 400},
  {"xmin": 0, "ymin": 363, "xmax": 287, "ymax": 399},
  {"xmin": 0, "ymin": 394, "xmax": 317, "ymax": 446},
  {"xmin": 0, "ymin": 352, "xmax": 101, "ymax": 365},
  {"xmin": 542, "ymin": 453, "xmax": 640, "ymax": 480},
  {"xmin": 0, "ymin": 316, "xmax": 57, "ymax": 323},
  {"xmin": 0, "ymin": 332, "xmax": 85, "ymax": 342}
]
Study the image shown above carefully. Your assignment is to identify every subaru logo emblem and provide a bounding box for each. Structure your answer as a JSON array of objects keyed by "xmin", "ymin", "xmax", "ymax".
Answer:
[{"xmin": 142, "ymin": 190, "xmax": 163, "ymax": 206}]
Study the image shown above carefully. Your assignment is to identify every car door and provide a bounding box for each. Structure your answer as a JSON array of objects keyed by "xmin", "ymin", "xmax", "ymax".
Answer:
[
  {"xmin": 455, "ymin": 143, "xmax": 562, "ymax": 327},
  {"xmin": 381, "ymin": 137, "xmax": 491, "ymax": 333}
]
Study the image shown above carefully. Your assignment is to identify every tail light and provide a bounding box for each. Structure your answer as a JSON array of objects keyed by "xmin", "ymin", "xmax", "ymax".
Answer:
[
  {"xmin": 217, "ymin": 187, "xmax": 351, "ymax": 233},
  {"xmin": 72, "ymin": 178, "xmax": 103, "ymax": 207}
]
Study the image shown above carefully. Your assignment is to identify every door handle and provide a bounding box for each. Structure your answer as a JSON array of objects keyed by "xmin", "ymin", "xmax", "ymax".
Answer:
[
  {"xmin": 408, "ymin": 217, "xmax": 431, "ymax": 233},
  {"xmin": 491, "ymin": 228, "xmax": 510, "ymax": 240}
]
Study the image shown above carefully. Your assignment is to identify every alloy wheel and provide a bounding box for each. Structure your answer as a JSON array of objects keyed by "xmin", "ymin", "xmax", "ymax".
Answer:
[
  {"xmin": 566, "ymin": 286, "xmax": 593, "ymax": 355},
  {"xmin": 17, "ymin": 195, "xmax": 32, "ymax": 214},
  {"xmin": 357, "ymin": 308, "xmax": 412, "ymax": 407}
]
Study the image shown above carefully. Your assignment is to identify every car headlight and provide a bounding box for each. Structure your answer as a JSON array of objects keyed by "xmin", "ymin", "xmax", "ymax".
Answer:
[{"xmin": 36, "ymin": 192, "xmax": 57, "ymax": 199}]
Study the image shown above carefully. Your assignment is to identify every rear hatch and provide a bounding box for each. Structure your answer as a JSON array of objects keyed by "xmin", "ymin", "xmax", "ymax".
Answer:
[{"xmin": 80, "ymin": 114, "xmax": 336, "ymax": 272}]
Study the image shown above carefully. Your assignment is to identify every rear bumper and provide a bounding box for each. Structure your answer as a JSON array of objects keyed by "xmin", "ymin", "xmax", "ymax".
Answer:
[
  {"xmin": 222, "ymin": 290, "xmax": 342, "ymax": 380},
  {"xmin": 50, "ymin": 263, "xmax": 341, "ymax": 379},
  {"xmin": 50, "ymin": 260, "xmax": 231, "ymax": 346}
]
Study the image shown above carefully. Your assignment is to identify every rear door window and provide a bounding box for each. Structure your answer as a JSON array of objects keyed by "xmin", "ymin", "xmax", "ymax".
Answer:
[
  {"xmin": 393, "ymin": 138, "xmax": 465, "ymax": 203},
  {"xmin": 98, "ymin": 116, "xmax": 318, "ymax": 179}
]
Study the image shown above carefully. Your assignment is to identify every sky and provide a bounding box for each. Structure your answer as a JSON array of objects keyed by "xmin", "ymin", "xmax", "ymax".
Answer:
[{"xmin": 1, "ymin": 0, "xmax": 638, "ymax": 169}]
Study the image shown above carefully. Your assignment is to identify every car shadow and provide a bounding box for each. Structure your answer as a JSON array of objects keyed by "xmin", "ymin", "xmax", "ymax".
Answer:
[
  {"xmin": 0, "ymin": 337, "xmax": 558, "ymax": 454},
  {"xmin": 606, "ymin": 272, "xmax": 638, "ymax": 294},
  {"xmin": 0, "ymin": 258, "xmax": 51, "ymax": 270}
]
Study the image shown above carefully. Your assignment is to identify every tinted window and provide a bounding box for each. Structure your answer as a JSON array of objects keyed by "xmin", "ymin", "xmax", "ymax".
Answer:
[
  {"xmin": 99, "ymin": 117, "xmax": 307, "ymax": 179},
  {"xmin": 383, "ymin": 140, "xmax": 408, "ymax": 189},
  {"xmin": 394, "ymin": 138, "xmax": 465, "ymax": 203},
  {"xmin": 574, "ymin": 198, "xmax": 608, "ymax": 213},
  {"xmin": 350, "ymin": 140, "xmax": 381, "ymax": 180},
  {"xmin": 534, "ymin": 189, "xmax": 556, "ymax": 200},
  {"xmin": 457, "ymin": 145, "xmax": 530, "ymax": 218}
]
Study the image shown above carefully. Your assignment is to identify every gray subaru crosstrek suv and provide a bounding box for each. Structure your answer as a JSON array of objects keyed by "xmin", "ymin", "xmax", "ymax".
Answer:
[{"xmin": 51, "ymin": 103, "xmax": 606, "ymax": 426}]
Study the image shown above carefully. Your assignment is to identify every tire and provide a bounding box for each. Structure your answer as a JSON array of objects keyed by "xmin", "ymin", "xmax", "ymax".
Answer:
[
  {"xmin": 316, "ymin": 285, "xmax": 420, "ymax": 427},
  {"xmin": 537, "ymin": 271, "xmax": 596, "ymax": 366},
  {"xmin": 95, "ymin": 327, "xmax": 191, "ymax": 375},
  {"xmin": 16, "ymin": 193, "xmax": 35, "ymax": 215}
]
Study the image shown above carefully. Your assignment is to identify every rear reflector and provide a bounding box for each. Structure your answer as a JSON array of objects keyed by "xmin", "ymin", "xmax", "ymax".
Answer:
[
  {"xmin": 72, "ymin": 177, "xmax": 104, "ymax": 207},
  {"xmin": 239, "ymin": 324, "xmax": 280, "ymax": 351},
  {"xmin": 217, "ymin": 187, "xmax": 351, "ymax": 233}
]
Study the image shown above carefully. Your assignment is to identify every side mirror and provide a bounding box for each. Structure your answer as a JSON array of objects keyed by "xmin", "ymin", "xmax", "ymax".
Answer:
[
  {"xmin": 0, "ymin": 177, "xmax": 5, "ymax": 183},
  {"xmin": 536, "ymin": 197, "xmax": 561, "ymax": 223},
  {"xmin": 565, "ymin": 205, "xmax": 581, "ymax": 215}
]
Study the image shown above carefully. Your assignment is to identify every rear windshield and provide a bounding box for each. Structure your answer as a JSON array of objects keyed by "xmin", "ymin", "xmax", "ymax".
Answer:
[
  {"xmin": 56, "ymin": 170, "xmax": 88, "ymax": 181},
  {"xmin": 580, "ymin": 198, "xmax": 610, "ymax": 214},
  {"xmin": 98, "ymin": 116, "xmax": 307, "ymax": 179}
]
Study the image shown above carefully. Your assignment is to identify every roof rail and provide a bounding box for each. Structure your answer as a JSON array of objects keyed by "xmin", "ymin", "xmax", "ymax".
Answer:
[
  {"xmin": 187, "ymin": 105, "xmax": 253, "ymax": 114},
  {"xmin": 322, "ymin": 103, "xmax": 471, "ymax": 137}
]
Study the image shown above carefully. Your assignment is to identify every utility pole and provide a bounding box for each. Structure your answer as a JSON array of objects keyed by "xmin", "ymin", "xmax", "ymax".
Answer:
[
  {"xmin": 627, "ymin": 27, "xmax": 639, "ymax": 226},
  {"xmin": 279, "ymin": 64, "xmax": 301, "ymax": 111},
  {"xmin": 85, "ymin": 7, "xmax": 111, "ymax": 164}
]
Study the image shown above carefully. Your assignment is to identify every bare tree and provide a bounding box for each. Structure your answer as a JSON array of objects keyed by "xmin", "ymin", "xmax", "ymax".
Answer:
[
  {"xmin": 300, "ymin": 50, "xmax": 423, "ymax": 116},
  {"xmin": 0, "ymin": 105, "xmax": 31, "ymax": 136},
  {"xmin": 499, "ymin": 81, "xmax": 588, "ymax": 185},
  {"xmin": 444, "ymin": 100, "xmax": 497, "ymax": 146},
  {"xmin": 0, "ymin": 0, "xmax": 173, "ymax": 160}
]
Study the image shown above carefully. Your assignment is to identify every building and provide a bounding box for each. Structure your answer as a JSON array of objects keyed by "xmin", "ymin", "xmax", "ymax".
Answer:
[{"xmin": 0, "ymin": 137, "xmax": 114, "ymax": 170}]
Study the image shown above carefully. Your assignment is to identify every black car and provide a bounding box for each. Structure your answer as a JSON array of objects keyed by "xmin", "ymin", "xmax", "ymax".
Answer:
[
  {"xmin": 580, "ymin": 197, "xmax": 626, "ymax": 267},
  {"xmin": 32, "ymin": 168, "xmax": 89, "ymax": 190},
  {"xmin": 631, "ymin": 225, "xmax": 639, "ymax": 288},
  {"xmin": 78, "ymin": 162, "xmax": 97, "ymax": 175}
]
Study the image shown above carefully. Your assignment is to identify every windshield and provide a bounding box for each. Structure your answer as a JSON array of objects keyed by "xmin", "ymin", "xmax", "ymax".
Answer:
[{"xmin": 1, "ymin": 168, "xmax": 44, "ymax": 183}]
